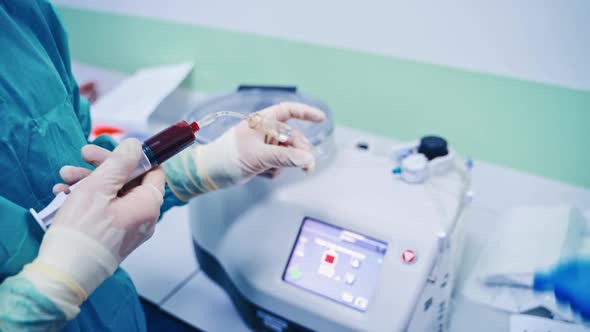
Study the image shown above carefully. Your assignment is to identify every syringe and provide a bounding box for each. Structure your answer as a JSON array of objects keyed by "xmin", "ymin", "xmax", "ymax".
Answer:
[{"xmin": 30, "ymin": 111, "xmax": 293, "ymax": 231}]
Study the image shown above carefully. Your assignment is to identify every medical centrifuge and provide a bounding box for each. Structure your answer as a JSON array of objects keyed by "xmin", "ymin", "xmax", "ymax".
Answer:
[{"xmin": 186, "ymin": 86, "xmax": 473, "ymax": 332}]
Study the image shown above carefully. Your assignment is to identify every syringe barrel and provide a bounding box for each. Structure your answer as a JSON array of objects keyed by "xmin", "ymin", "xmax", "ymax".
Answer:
[
  {"xmin": 143, "ymin": 121, "xmax": 198, "ymax": 166},
  {"xmin": 68, "ymin": 149, "xmax": 153, "ymax": 193},
  {"xmin": 127, "ymin": 121, "xmax": 198, "ymax": 181},
  {"xmin": 128, "ymin": 149, "xmax": 155, "ymax": 180}
]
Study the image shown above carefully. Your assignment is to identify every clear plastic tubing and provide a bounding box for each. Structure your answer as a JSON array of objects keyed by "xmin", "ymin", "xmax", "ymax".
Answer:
[
  {"xmin": 195, "ymin": 110, "xmax": 246, "ymax": 128},
  {"xmin": 195, "ymin": 110, "xmax": 292, "ymax": 143}
]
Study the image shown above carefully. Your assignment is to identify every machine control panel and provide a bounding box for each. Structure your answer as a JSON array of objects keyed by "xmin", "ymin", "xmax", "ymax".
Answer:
[{"xmin": 283, "ymin": 217, "xmax": 388, "ymax": 312}]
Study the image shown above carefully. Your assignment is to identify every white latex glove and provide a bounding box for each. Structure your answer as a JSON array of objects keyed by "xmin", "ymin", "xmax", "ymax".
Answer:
[
  {"xmin": 20, "ymin": 139, "xmax": 165, "ymax": 319},
  {"xmin": 163, "ymin": 102, "xmax": 326, "ymax": 200}
]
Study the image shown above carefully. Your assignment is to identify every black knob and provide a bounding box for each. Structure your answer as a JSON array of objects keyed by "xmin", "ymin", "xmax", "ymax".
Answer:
[{"xmin": 418, "ymin": 136, "xmax": 448, "ymax": 160}]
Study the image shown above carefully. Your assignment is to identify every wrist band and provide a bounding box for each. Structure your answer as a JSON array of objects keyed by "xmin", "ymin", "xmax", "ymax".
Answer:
[{"xmin": 24, "ymin": 260, "xmax": 88, "ymax": 303}]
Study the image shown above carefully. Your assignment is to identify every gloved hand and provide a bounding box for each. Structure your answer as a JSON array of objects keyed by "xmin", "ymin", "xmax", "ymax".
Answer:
[
  {"xmin": 534, "ymin": 259, "xmax": 590, "ymax": 321},
  {"xmin": 21, "ymin": 139, "xmax": 165, "ymax": 319},
  {"xmin": 164, "ymin": 102, "xmax": 325, "ymax": 201}
]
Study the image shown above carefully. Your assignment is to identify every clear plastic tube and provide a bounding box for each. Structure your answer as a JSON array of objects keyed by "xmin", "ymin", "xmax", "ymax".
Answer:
[
  {"xmin": 196, "ymin": 110, "xmax": 293, "ymax": 143},
  {"xmin": 196, "ymin": 111, "xmax": 247, "ymax": 129},
  {"xmin": 129, "ymin": 151, "xmax": 153, "ymax": 179}
]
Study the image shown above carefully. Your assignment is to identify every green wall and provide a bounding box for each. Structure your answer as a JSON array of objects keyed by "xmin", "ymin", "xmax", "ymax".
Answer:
[{"xmin": 57, "ymin": 7, "xmax": 590, "ymax": 188}]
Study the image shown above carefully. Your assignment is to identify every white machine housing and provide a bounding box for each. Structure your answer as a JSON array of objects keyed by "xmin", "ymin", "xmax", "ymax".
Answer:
[{"xmin": 190, "ymin": 130, "xmax": 472, "ymax": 332}]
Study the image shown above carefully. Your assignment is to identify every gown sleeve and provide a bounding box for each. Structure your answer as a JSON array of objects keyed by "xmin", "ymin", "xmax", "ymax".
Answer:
[
  {"xmin": 0, "ymin": 132, "xmax": 183, "ymax": 332},
  {"xmin": 0, "ymin": 1, "xmax": 180, "ymax": 330},
  {"xmin": 0, "ymin": 196, "xmax": 68, "ymax": 332}
]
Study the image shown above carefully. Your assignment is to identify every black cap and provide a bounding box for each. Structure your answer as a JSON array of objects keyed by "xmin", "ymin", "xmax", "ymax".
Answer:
[{"xmin": 418, "ymin": 136, "xmax": 448, "ymax": 160}]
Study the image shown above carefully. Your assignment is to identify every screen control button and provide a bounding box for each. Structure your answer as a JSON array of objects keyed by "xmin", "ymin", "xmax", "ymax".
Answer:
[
  {"xmin": 342, "ymin": 292, "xmax": 354, "ymax": 303},
  {"xmin": 354, "ymin": 297, "xmax": 368, "ymax": 310},
  {"xmin": 344, "ymin": 273, "xmax": 356, "ymax": 285},
  {"xmin": 289, "ymin": 267, "xmax": 303, "ymax": 280},
  {"xmin": 402, "ymin": 249, "xmax": 417, "ymax": 264}
]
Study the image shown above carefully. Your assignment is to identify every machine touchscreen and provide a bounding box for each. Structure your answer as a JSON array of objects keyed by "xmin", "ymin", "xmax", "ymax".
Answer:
[{"xmin": 283, "ymin": 217, "xmax": 388, "ymax": 312}]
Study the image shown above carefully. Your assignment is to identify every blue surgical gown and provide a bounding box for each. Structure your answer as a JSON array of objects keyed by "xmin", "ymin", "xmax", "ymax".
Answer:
[{"xmin": 0, "ymin": 1, "xmax": 184, "ymax": 330}]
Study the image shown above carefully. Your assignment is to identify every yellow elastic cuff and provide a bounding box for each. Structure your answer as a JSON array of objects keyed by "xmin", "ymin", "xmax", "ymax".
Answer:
[
  {"xmin": 24, "ymin": 261, "xmax": 88, "ymax": 303},
  {"xmin": 163, "ymin": 146, "xmax": 218, "ymax": 201},
  {"xmin": 164, "ymin": 174, "xmax": 190, "ymax": 202},
  {"xmin": 194, "ymin": 147, "xmax": 219, "ymax": 192}
]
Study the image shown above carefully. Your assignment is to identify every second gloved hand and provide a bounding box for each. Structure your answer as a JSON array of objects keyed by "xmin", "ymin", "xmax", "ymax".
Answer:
[
  {"xmin": 534, "ymin": 259, "xmax": 590, "ymax": 321},
  {"xmin": 20, "ymin": 139, "xmax": 165, "ymax": 319},
  {"xmin": 163, "ymin": 102, "xmax": 326, "ymax": 201}
]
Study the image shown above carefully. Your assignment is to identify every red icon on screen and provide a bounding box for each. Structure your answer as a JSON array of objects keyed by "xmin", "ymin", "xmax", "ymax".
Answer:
[
  {"xmin": 325, "ymin": 254, "xmax": 335, "ymax": 264},
  {"xmin": 318, "ymin": 249, "xmax": 338, "ymax": 278},
  {"xmin": 402, "ymin": 249, "xmax": 416, "ymax": 264}
]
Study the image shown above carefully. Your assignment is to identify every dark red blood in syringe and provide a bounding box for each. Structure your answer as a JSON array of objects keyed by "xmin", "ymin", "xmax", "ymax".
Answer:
[{"xmin": 143, "ymin": 121, "xmax": 200, "ymax": 165}]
